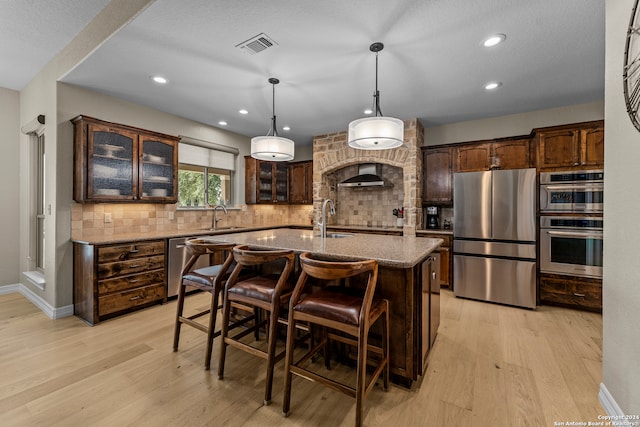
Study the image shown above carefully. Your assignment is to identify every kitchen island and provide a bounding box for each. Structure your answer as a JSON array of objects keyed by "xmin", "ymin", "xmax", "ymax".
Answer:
[{"xmin": 206, "ymin": 228, "xmax": 443, "ymax": 385}]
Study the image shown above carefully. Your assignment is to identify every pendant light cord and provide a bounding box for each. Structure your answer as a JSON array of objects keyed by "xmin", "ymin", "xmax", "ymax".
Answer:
[
  {"xmin": 271, "ymin": 81, "xmax": 279, "ymax": 136},
  {"xmin": 373, "ymin": 48, "xmax": 383, "ymax": 117}
]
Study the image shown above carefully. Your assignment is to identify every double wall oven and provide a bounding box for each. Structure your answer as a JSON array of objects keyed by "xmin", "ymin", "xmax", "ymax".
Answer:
[{"xmin": 539, "ymin": 170, "xmax": 603, "ymax": 279}]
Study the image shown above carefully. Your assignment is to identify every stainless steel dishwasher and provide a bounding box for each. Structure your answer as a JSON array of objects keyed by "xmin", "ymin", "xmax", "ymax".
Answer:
[{"xmin": 167, "ymin": 236, "xmax": 212, "ymax": 298}]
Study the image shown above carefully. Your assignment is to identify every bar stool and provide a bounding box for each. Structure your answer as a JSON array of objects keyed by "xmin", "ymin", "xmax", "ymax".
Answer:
[
  {"xmin": 282, "ymin": 252, "xmax": 389, "ymax": 427},
  {"xmin": 218, "ymin": 245, "xmax": 295, "ymax": 405},
  {"xmin": 173, "ymin": 238, "xmax": 252, "ymax": 370}
]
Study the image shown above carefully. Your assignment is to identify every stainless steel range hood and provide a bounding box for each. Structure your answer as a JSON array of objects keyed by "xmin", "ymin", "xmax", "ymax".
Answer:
[{"xmin": 338, "ymin": 163, "xmax": 385, "ymax": 188}]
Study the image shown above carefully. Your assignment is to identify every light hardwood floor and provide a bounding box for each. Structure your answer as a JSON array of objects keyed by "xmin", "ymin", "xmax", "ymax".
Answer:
[{"xmin": 0, "ymin": 290, "xmax": 603, "ymax": 426}]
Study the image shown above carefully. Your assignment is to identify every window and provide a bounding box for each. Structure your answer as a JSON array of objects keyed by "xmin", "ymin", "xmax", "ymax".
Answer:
[
  {"xmin": 177, "ymin": 139, "xmax": 238, "ymax": 208},
  {"xmin": 21, "ymin": 115, "xmax": 46, "ymax": 277},
  {"xmin": 178, "ymin": 164, "xmax": 231, "ymax": 207},
  {"xmin": 35, "ymin": 133, "xmax": 45, "ymax": 270}
]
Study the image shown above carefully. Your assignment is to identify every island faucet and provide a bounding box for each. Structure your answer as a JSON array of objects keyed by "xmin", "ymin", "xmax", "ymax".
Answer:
[
  {"xmin": 319, "ymin": 198, "xmax": 336, "ymax": 238},
  {"xmin": 212, "ymin": 204, "xmax": 227, "ymax": 230}
]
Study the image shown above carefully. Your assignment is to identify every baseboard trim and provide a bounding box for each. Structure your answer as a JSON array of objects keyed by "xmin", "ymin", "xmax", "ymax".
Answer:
[
  {"xmin": 0, "ymin": 283, "xmax": 73, "ymax": 319},
  {"xmin": 599, "ymin": 383, "xmax": 625, "ymax": 417}
]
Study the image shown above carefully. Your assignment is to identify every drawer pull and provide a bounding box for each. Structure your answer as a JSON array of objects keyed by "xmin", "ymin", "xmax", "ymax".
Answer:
[
  {"xmin": 130, "ymin": 264, "xmax": 141, "ymax": 268},
  {"xmin": 128, "ymin": 279, "xmax": 139, "ymax": 283},
  {"xmin": 129, "ymin": 295, "xmax": 142, "ymax": 301},
  {"xmin": 573, "ymin": 293, "xmax": 586, "ymax": 298},
  {"xmin": 129, "ymin": 249, "xmax": 140, "ymax": 254}
]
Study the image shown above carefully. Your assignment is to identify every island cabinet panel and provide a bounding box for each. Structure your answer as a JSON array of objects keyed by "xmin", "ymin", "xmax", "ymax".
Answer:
[
  {"xmin": 74, "ymin": 240, "xmax": 167, "ymax": 325},
  {"xmin": 419, "ymin": 234, "xmax": 452, "ymax": 288}
]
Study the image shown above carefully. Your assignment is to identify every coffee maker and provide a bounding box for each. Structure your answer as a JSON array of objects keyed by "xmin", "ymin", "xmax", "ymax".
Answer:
[{"xmin": 426, "ymin": 206, "xmax": 440, "ymax": 229}]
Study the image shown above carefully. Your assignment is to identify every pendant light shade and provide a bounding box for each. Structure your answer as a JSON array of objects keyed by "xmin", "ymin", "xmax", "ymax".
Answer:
[
  {"xmin": 348, "ymin": 42, "xmax": 404, "ymax": 150},
  {"xmin": 251, "ymin": 77, "xmax": 294, "ymax": 161}
]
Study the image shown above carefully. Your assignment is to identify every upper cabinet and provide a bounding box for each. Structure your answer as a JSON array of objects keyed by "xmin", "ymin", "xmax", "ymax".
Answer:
[
  {"xmin": 245, "ymin": 156, "xmax": 289, "ymax": 204},
  {"xmin": 422, "ymin": 147, "xmax": 453, "ymax": 205},
  {"xmin": 73, "ymin": 115, "xmax": 178, "ymax": 203},
  {"xmin": 454, "ymin": 137, "xmax": 532, "ymax": 173},
  {"xmin": 289, "ymin": 161, "xmax": 313, "ymax": 204},
  {"xmin": 535, "ymin": 120, "xmax": 604, "ymax": 171},
  {"xmin": 454, "ymin": 142, "xmax": 492, "ymax": 172}
]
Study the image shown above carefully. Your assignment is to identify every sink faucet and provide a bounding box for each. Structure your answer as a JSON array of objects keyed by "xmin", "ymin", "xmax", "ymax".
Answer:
[
  {"xmin": 212, "ymin": 204, "xmax": 227, "ymax": 230},
  {"xmin": 319, "ymin": 199, "xmax": 336, "ymax": 238}
]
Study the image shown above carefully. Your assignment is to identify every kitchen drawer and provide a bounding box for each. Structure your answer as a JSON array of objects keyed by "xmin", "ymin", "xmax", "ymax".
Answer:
[
  {"xmin": 539, "ymin": 274, "xmax": 602, "ymax": 311},
  {"xmin": 98, "ymin": 270, "xmax": 165, "ymax": 295},
  {"xmin": 98, "ymin": 283, "xmax": 166, "ymax": 316},
  {"xmin": 98, "ymin": 255, "xmax": 165, "ymax": 280},
  {"xmin": 421, "ymin": 233, "xmax": 452, "ymax": 246},
  {"xmin": 98, "ymin": 240, "xmax": 165, "ymax": 263}
]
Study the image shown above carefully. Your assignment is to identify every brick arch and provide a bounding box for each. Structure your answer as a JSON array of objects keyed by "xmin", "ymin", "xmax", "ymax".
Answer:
[{"xmin": 312, "ymin": 119, "xmax": 423, "ymax": 234}]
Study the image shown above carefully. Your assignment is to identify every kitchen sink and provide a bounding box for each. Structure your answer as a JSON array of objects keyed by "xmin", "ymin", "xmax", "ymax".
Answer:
[{"xmin": 325, "ymin": 233, "xmax": 353, "ymax": 238}]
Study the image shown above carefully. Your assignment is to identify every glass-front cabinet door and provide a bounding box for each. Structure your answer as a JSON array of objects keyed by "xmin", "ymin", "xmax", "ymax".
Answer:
[
  {"xmin": 258, "ymin": 161, "xmax": 274, "ymax": 202},
  {"xmin": 139, "ymin": 134, "xmax": 177, "ymax": 201},
  {"xmin": 274, "ymin": 163, "xmax": 289, "ymax": 202},
  {"xmin": 87, "ymin": 123, "xmax": 138, "ymax": 200}
]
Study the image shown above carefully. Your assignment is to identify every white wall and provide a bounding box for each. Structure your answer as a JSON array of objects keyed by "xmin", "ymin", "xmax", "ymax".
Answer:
[
  {"xmin": 602, "ymin": 0, "xmax": 640, "ymax": 414},
  {"xmin": 424, "ymin": 101, "xmax": 604, "ymax": 145},
  {"xmin": 0, "ymin": 87, "xmax": 20, "ymax": 285}
]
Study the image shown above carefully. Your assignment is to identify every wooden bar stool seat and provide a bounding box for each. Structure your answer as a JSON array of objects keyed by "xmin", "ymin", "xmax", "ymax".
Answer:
[
  {"xmin": 218, "ymin": 245, "xmax": 295, "ymax": 405},
  {"xmin": 282, "ymin": 252, "xmax": 390, "ymax": 427},
  {"xmin": 173, "ymin": 238, "xmax": 254, "ymax": 370}
]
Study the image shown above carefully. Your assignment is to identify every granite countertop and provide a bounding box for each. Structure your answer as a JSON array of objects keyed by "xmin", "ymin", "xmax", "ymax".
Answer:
[
  {"xmin": 197, "ymin": 228, "xmax": 442, "ymax": 269},
  {"xmin": 416, "ymin": 228, "xmax": 454, "ymax": 236}
]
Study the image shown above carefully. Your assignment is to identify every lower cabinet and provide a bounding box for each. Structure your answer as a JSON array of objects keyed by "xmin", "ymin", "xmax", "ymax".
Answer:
[
  {"xmin": 539, "ymin": 273, "xmax": 602, "ymax": 312},
  {"xmin": 74, "ymin": 239, "xmax": 167, "ymax": 325}
]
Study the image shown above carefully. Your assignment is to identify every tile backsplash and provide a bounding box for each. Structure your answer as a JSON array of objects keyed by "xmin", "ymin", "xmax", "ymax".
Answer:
[
  {"xmin": 329, "ymin": 164, "xmax": 405, "ymax": 228},
  {"xmin": 72, "ymin": 202, "xmax": 313, "ymax": 239}
]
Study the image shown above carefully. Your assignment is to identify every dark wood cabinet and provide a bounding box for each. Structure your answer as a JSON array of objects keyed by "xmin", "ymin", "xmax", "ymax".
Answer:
[
  {"xmin": 539, "ymin": 273, "xmax": 602, "ymax": 312},
  {"xmin": 74, "ymin": 239, "xmax": 167, "ymax": 325},
  {"xmin": 73, "ymin": 115, "xmax": 178, "ymax": 203},
  {"xmin": 245, "ymin": 156, "xmax": 290, "ymax": 204},
  {"xmin": 289, "ymin": 161, "xmax": 313, "ymax": 204},
  {"xmin": 455, "ymin": 142, "xmax": 492, "ymax": 172},
  {"xmin": 536, "ymin": 120, "xmax": 604, "ymax": 170},
  {"xmin": 492, "ymin": 137, "xmax": 532, "ymax": 169},
  {"xmin": 422, "ymin": 147, "xmax": 453, "ymax": 205}
]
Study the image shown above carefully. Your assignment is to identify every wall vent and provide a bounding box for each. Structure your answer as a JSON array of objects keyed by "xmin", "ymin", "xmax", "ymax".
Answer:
[{"xmin": 235, "ymin": 33, "xmax": 278, "ymax": 55}]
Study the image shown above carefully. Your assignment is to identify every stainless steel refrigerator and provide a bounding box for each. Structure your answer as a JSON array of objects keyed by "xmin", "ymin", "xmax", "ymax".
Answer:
[{"xmin": 453, "ymin": 168, "xmax": 536, "ymax": 309}]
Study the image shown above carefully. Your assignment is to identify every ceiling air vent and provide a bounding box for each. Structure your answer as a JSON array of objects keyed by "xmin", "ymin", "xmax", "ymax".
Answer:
[{"xmin": 236, "ymin": 33, "xmax": 278, "ymax": 55}]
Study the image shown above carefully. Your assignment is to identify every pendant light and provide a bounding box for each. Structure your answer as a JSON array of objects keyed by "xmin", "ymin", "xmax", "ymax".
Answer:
[
  {"xmin": 348, "ymin": 42, "xmax": 404, "ymax": 150},
  {"xmin": 251, "ymin": 77, "xmax": 295, "ymax": 161}
]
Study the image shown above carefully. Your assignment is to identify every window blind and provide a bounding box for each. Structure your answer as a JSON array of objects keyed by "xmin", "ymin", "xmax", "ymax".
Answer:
[{"xmin": 178, "ymin": 138, "xmax": 238, "ymax": 171}]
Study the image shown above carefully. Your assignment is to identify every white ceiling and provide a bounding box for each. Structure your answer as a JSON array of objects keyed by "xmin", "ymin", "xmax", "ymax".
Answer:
[{"xmin": 3, "ymin": 0, "xmax": 605, "ymax": 147}]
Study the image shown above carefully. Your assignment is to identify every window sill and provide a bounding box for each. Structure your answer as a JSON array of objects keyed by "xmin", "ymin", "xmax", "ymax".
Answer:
[{"xmin": 23, "ymin": 271, "xmax": 45, "ymax": 291}]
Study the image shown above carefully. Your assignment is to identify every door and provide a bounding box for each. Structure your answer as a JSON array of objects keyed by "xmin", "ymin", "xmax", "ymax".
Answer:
[
  {"xmin": 491, "ymin": 168, "xmax": 536, "ymax": 241},
  {"xmin": 453, "ymin": 171, "xmax": 492, "ymax": 239}
]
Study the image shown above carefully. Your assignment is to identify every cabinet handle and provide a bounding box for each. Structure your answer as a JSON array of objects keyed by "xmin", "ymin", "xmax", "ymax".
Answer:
[
  {"xmin": 130, "ymin": 264, "xmax": 141, "ymax": 268},
  {"xmin": 129, "ymin": 249, "xmax": 140, "ymax": 253},
  {"xmin": 432, "ymin": 272, "xmax": 437, "ymax": 280},
  {"xmin": 129, "ymin": 295, "xmax": 141, "ymax": 301},
  {"xmin": 573, "ymin": 293, "xmax": 586, "ymax": 298},
  {"xmin": 128, "ymin": 279, "xmax": 139, "ymax": 283}
]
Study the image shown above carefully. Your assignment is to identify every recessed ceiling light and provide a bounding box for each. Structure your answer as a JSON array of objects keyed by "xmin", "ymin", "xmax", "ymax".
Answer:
[
  {"xmin": 363, "ymin": 108, "xmax": 373, "ymax": 115},
  {"xmin": 150, "ymin": 75, "xmax": 168, "ymax": 84},
  {"xmin": 484, "ymin": 82, "xmax": 502, "ymax": 90},
  {"xmin": 282, "ymin": 126, "xmax": 291, "ymax": 131},
  {"xmin": 483, "ymin": 34, "xmax": 506, "ymax": 47},
  {"xmin": 218, "ymin": 121, "xmax": 228, "ymax": 126},
  {"xmin": 238, "ymin": 109, "xmax": 248, "ymax": 115}
]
